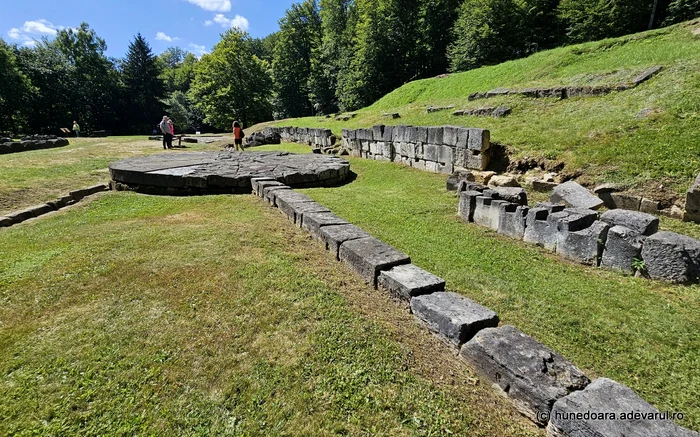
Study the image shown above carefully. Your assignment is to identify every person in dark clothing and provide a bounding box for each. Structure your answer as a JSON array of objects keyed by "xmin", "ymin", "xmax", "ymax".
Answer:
[{"xmin": 159, "ymin": 116, "xmax": 173, "ymax": 149}]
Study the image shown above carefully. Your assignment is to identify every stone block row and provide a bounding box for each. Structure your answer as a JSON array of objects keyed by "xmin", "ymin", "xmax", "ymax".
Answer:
[
  {"xmin": 339, "ymin": 124, "xmax": 491, "ymax": 172},
  {"xmin": 266, "ymin": 126, "xmax": 336, "ymax": 148},
  {"xmin": 459, "ymin": 185, "xmax": 700, "ymax": 283},
  {"xmin": 0, "ymin": 135, "xmax": 70, "ymax": 155},
  {"xmin": 0, "ymin": 184, "xmax": 109, "ymax": 228},
  {"xmin": 250, "ymin": 178, "xmax": 697, "ymax": 436}
]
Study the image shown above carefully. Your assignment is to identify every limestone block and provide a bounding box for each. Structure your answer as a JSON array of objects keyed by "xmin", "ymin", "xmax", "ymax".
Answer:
[
  {"xmin": 458, "ymin": 190, "xmax": 482, "ymax": 222},
  {"xmin": 600, "ymin": 209, "xmax": 659, "ymax": 236},
  {"xmin": 301, "ymin": 211, "xmax": 348, "ymax": 239},
  {"xmin": 467, "ymin": 128, "xmax": 490, "ymax": 152},
  {"xmin": 425, "ymin": 161, "xmax": 440, "ymax": 173},
  {"xmin": 339, "ymin": 237, "xmax": 411, "ymax": 287},
  {"xmin": 447, "ymin": 170, "xmax": 475, "ymax": 191},
  {"xmin": 412, "ymin": 292, "xmax": 499, "ymax": 348},
  {"xmin": 524, "ymin": 207, "xmax": 559, "ymax": 248},
  {"xmin": 547, "ymin": 378, "xmax": 699, "ymax": 437},
  {"xmin": 465, "ymin": 151, "xmax": 489, "ymax": 171},
  {"xmin": 382, "ymin": 125, "xmax": 394, "ymax": 142},
  {"xmin": 461, "ymin": 326, "xmax": 589, "ymax": 425},
  {"xmin": 262, "ymin": 185, "xmax": 293, "ymax": 205},
  {"xmin": 456, "ymin": 127, "xmax": 469, "ymax": 149},
  {"xmin": 437, "ymin": 163, "xmax": 454, "ymax": 174},
  {"xmin": 6, "ymin": 207, "xmax": 41, "ymax": 224},
  {"xmin": 640, "ymin": 198, "xmax": 661, "ymax": 215},
  {"xmin": 684, "ymin": 173, "xmax": 700, "ymax": 223},
  {"xmin": 392, "ymin": 125, "xmax": 407, "ymax": 143},
  {"xmin": 641, "ymin": 231, "xmax": 700, "ymax": 283},
  {"xmin": 438, "ymin": 145, "xmax": 453, "ymax": 165},
  {"xmin": 557, "ymin": 220, "xmax": 610, "ymax": 266},
  {"xmin": 372, "ymin": 125, "xmax": 384, "ymax": 141},
  {"xmin": 288, "ymin": 202, "xmax": 331, "ymax": 226},
  {"xmin": 424, "ymin": 144, "xmax": 439, "ymax": 162},
  {"xmin": 492, "ymin": 187, "xmax": 528, "ymax": 205},
  {"xmin": 443, "ymin": 125, "xmax": 460, "ymax": 146},
  {"xmin": 378, "ymin": 264, "xmax": 445, "ymax": 301},
  {"xmin": 250, "ymin": 177, "xmax": 276, "ymax": 195},
  {"xmin": 498, "ymin": 203, "xmax": 530, "ymax": 239},
  {"xmin": 427, "ymin": 126, "xmax": 444, "ymax": 145},
  {"xmin": 410, "ymin": 126, "xmax": 428, "ymax": 143},
  {"xmin": 600, "ymin": 225, "xmax": 644, "ymax": 273},
  {"xmin": 473, "ymin": 197, "xmax": 507, "ymax": 230},
  {"xmin": 549, "ymin": 208, "xmax": 599, "ymax": 233},
  {"xmin": 488, "ymin": 175, "xmax": 520, "ymax": 188},
  {"xmin": 69, "ymin": 184, "xmax": 109, "ymax": 200},
  {"xmin": 319, "ymin": 224, "xmax": 370, "ymax": 260},
  {"xmin": 551, "ymin": 181, "xmax": 604, "ymax": 210},
  {"xmin": 610, "ymin": 193, "xmax": 642, "ymax": 211},
  {"xmin": 533, "ymin": 180, "xmax": 559, "ymax": 192},
  {"xmin": 412, "ymin": 160, "xmax": 426, "ymax": 171}
]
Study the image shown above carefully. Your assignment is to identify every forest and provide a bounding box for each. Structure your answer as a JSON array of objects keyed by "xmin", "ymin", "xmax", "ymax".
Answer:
[{"xmin": 0, "ymin": 0, "xmax": 697, "ymax": 135}]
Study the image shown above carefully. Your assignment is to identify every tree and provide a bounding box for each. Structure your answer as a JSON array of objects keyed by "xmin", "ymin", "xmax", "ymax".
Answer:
[
  {"xmin": 159, "ymin": 47, "xmax": 198, "ymax": 94},
  {"xmin": 664, "ymin": 0, "xmax": 700, "ymax": 24},
  {"xmin": 189, "ymin": 29, "xmax": 273, "ymax": 129},
  {"xmin": 122, "ymin": 33, "xmax": 167, "ymax": 133},
  {"xmin": 557, "ymin": 0, "xmax": 655, "ymax": 43},
  {"xmin": 271, "ymin": 0, "xmax": 323, "ymax": 118},
  {"xmin": 0, "ymin": 39, "xmax": 33, "ymax": 134},
  {"xmin": 53, "ymin": 23, "xmax": 120, "ymax": 133}
]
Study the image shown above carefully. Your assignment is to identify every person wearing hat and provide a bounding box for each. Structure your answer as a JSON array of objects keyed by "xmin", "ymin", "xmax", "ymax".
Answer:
[{"xmin": 159, "ymin": 116, "xmax": 173, "ymax": 149}]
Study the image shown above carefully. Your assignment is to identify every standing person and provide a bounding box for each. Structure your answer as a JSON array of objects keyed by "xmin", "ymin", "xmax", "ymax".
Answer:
[
  {"xmin": 72, "ymin": 121, "xmax": 80, "ymax": 137},
  {"xmin": 232, "ymin": 120, "xmax": 245, "ymax": 152},
  {"xmin": 159, "ymin": 116, "xmax": 173, "ymax": 150},
  {"xmin": 168, "ymin": 118, "xmax": 175, "ymax": 147}
]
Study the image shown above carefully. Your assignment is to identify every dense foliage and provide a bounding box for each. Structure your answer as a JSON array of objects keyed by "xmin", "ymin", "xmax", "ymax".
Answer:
[{"xmin": 0, "ymin": 1, "xmax": 696, "ymax": 135}]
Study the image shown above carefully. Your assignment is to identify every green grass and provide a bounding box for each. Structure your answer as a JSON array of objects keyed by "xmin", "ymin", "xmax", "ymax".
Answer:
[
  {"xmin": 266, "ymin": 20, "xmax": 700, "ymax": 197},
  {"xmin": 0, "ymin": 192, "xmax": 540, "ymax": 436},
  {"xmin": 0, "ymin": 136, "xmax": 229, "ymax": 215},
  {"xmin": 285, "ymin": 154, "xmax": 699, "ymax": 432}
]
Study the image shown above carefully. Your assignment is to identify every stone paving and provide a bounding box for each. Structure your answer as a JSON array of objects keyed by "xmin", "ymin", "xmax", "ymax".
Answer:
[{"xmin": 109, "ymin": 151, "xmax": 350, "ymax": 194}]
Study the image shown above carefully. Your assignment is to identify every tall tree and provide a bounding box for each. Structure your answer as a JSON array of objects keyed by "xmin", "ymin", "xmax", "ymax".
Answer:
[
  {"xmin": 663, "ymin": 0, "xmax": 700, "ymax": 24},
  {"xmin": 189, "ymin": 29, "xmax": 273, "ymax": 128},
  {"xmin": 53, "ymin": 23, "xmax": 119, "ymax": 133},
  {"xmin": 122, "ymin": 33, "xmax": 166, "ymax": 133},
  {"xmin": 271, "ymin": 0, "xmax": 322, "ymax": 118},
  {"xmin": 0, "ymin": 39, "xmax": 33, "ymax": 134}
]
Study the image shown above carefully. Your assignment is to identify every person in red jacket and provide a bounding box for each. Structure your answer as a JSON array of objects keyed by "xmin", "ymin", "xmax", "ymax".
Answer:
[{"xmin": 232, "ymin": 120, "xmax": 245, "ymax": 151}]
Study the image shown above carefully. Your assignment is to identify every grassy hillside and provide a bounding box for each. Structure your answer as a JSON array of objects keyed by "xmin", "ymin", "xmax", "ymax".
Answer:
[{"xmin": 267, "ymin": 19, "xmax": 700, "ymax": 198}]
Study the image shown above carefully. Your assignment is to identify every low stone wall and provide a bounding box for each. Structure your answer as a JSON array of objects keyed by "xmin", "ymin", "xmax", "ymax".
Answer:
[
  {"xmin": 250, "ymin": 177, "xmax": 698, "ymax": 436},
  {"xmin": 267, "ymin": 126, "xmax": 336, "ymax": 148},
  {"xmin": 459, "ymin": 185, "xmax": 700, "ymax": 284},
  {"xmin": 341, "ymin": 125, "xmax": 491, "ymax": 172},
  {"xmin": 0, "ymin": 135, "xmax": 69, "ymax": 155},
  {"xmin": 0, "ymin": 184, "xmax": 109, "ymax": 228}
]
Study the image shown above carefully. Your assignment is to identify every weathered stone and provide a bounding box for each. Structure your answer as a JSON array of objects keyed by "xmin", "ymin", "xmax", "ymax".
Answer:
[
  {"xmin": 600, "ymin": 225, "xmax": 644, "ymax": 273},
  {"xmin": 492, "ymin": 187, "xmax": 527, "ymax": 205},
  {"xmin": 427, "ymin": 126, "xmax": 444, "ymax": 145},
  {"xmin": 263, "ymin": 185, "xmax": 292, "ymax": 205},
  {"xmin": 593, "ymin": 183, "xmax": 622, "ymax": 194},
  {"xmin": 339, "ymin": 237, "xmax": 411, "ymax": 287},
  {"xmin": 458, "ymin": 190, "xmax": 482, "ymax": 222},
  {"xmin": 301, "ymin": 211, "xmax": 348, "ymax": 239},
  {"xmin": 498, "ymin": 204, "xmax": 529, "ymax": 239},
  {"xmin": 443, "ymin": 126, "xmax": 460, "ymax": 146},
  {"xmin": 69, "ymin": 184, "xmax": 109, "ymax": 200},
  {"xmin": 683, "ymin": 173, "xmax": 700, "ymax": 223},
  {"xmin": 547, "ymin": 377, "xmax": 699, "ymax": 437},
  {"xmin": 609, "ymin": 193, "xmax": 642, "ymax": 211},
  {"xmin": 378, "ymin": 264, "xmax": 445, "ymax": 301},
  {"xmin": 523, "ymin": 204, "xmax": 566, "ymax": 248},
  {"xmin": 533, "ymin": 180, "xmax": 559, "ymax": 192},
  {"xmin": 557, "ymin": 220, "xmax": 610, "ymax": 266},
  {"xmin": 551, "ymin": 181, "xmax": 604, "ymax": 210},
  {"xmin": 412, "ymin": 292, "xmax": 498, "ymax": 348},
  {"xmin": 640, "ymin": 198, "xmax": 661, "ymax": 214},
  {"xmin": 250, "ymin": 177, "xmax": 276, "ymax": 195},
  {"xmin": 446, "ymin": 169, "xmax": 475, "ymax": 191},
  {"xmin": 319, "ymin": 224, "xmax": 370, "ymax": 260},
  {"xmin": 5, "ymin": 208, "xmax": 38, "ymax": 224},
  {"xmin": 256, "ymin": 180, "xmax": 286, "ymax": 197},
  {"xmin": 471, "ymin": 170, "xmax": 496, "ymax": 185},
  {"xmin": 0, "ymin": 216, "xmax": 11, "ymax": 227},
  {"xmin": 631, "ymin": 65, "xmax": 663, "ymax": 86},
  {"xmin": 641, "ymin": 231, "xmax": 700, "ymax": 283},
  {"xmin": 460, "ymin": 325, "xmax": 590, "ymax": 425},
  {"xmin": 473, "ymin": 197, "xmax": 508, "ymax": 230},
  {"xmin": 492, "ymin": 105, "xmax": 512, "ymax": 118},
  {"xmin": 457, "ymin": 180, "xmax": 486, "ymax": 193},
  {"xmin": 287, "ymin": 202, "xmax": 332, "ymax": 227},
  {"xmin": 488, "ymin": 175, "xmax": 520, "ymax": 188},
  {"xmin": 600, "ymin": 209, "xmax": 659, "ymax": 236},
  {"xmin": 467, "ymin": 128, "xmax": 490, "ymax": 152}
]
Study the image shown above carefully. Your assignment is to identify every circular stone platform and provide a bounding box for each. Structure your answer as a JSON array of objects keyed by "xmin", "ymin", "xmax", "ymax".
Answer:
[{"xmin": 109, "ymin": 151, "xmax": 351, "ymax": 195}]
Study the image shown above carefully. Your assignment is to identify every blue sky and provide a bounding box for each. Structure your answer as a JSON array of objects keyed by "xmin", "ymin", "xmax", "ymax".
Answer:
[{"xmin": 1, "ymin": 0, "xmax": 293, "ymax": 58}]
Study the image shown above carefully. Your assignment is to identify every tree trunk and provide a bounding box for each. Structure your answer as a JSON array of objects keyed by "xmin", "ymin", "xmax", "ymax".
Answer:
[{"xmin": 649, "ymin": 0, "xmax": 659, "ymax": 29}]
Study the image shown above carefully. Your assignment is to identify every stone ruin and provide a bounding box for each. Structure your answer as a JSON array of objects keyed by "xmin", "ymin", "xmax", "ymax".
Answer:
[
  {"xmin": 458, "ymin": 181, "xmax": 700, "ymax": 284},
  {"xmin": 0, "ymin": 135, "xmax": 69, "ymax": 154},
  {"xmin": 243, "ymin": 127, "xmax": 282, "ymax": 147}
]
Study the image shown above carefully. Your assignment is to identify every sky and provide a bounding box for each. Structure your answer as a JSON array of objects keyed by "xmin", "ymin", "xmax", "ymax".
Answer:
[{"xmin": 1, "ymin": 0, "xmax": 293, "ymax": 58}]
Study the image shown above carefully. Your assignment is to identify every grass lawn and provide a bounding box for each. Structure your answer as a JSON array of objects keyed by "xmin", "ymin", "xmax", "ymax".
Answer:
[
  {"xmin": 0, "ymin": 192, "xmax": 540, "ymax": 436},
  {"xmin": 1, "ymin": 138, "xmax": 698, "ymax": 433},
  {"xmin": 264, "ymin": 20, "xmax": 700, "ymax": 197}
]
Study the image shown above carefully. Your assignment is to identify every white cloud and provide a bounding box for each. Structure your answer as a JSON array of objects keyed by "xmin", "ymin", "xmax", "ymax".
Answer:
[
  {"xmin": 156, "ymin": 32, "xmax": 178, "ymax": 42},
  {"xmin": 204, "ymin": 20, "xmax": 213, "ymax": 26},
  {"xmin": 210, "ymin": 14, "xmax": 249, "ymax": 30},
  {"xmin": 189, "ymin": 43, "xmax": 208, "ymax": 56},
  {"xmin": 7, "ymin": 19, "xmax": 66, "ymax": 46},
  {"xmin": 184, "ymin": 0, "xmax": 231, "ymax": 12}
]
